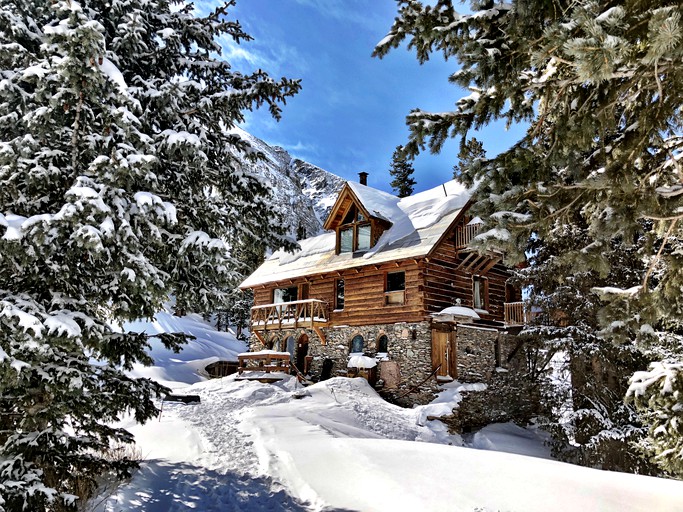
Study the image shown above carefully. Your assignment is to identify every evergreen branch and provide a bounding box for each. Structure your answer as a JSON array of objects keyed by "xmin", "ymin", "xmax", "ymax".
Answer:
[{"xmin": 642, "ymin": 217, "xmax": 678, "ymax": 291}]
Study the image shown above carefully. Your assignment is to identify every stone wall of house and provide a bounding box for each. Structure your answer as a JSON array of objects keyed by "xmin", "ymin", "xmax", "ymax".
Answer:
[
  {"xmin": 439, "ymin": 329, "xmax": 541, "ymax": 433},
  {"xmin": 248, "ymin": 320, "xmax": 437, "ymax": 403},
  {"xmin": 248, "ymin": 323, "xmax": 541, "ymax": 417},
  {"xmin": 455, "ymin": 324, "xmax": 498, "ymax": 382}
]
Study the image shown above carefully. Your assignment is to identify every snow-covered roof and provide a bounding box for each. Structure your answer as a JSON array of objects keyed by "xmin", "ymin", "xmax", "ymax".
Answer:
[
  {"xmin": 240, "ymin": 180, "xmax": 473, "ymax": 289},
  {"xmin": 346, "ymin": 181, "xmax": 402, "ymax": 223}
]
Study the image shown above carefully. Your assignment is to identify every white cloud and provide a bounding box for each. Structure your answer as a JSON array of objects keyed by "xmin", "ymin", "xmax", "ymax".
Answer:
[
  {"xmin": 292, "ymin": 0, "xmax": 383, "ymax": 30},
  {"xmin": 270, "ymin": 140, "xmax": 319, "ymax": 157}
]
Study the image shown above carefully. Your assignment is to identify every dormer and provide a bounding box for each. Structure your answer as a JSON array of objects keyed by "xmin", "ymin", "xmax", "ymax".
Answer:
[{"xmin": 323, "ymin": 175, "xmax": 396, "ymax": 255}]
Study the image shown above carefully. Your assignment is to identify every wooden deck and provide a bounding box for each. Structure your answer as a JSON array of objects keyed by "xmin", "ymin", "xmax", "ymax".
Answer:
[
  {"xmin": 250, "ymin": 299, "xmax": 329, "ymax": 344},
  {"xmin": 250, "ymin": 299, "xmax": 329, "ymax": 331}
]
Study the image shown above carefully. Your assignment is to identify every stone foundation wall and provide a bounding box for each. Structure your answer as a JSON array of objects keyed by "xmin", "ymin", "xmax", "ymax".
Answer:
[
  {"xmin": 249, "ymin": 322, "xmax": 541, "ymax": 416},
  {"xmin": 440, "ymin": 373, "xmax": 541, "ymax": 433},
  {"xmin": 249, "ymin": 321, "xmax": 436, "ymax": 401},
  {"xmin": 456, "ymin": 324, "xmax": 498, "ymax": 382},
  {"xmin": 442, "ymin": 329, "xmax": 540, "ymax": 432}
]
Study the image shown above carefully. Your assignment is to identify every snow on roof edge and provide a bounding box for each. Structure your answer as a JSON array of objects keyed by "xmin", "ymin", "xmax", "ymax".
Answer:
[{"xmin": 239, "ymin": 180, "xmax": 474, "ymax": 289}]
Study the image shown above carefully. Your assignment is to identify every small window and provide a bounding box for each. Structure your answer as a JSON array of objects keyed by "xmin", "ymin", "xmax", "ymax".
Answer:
[
  {"xmin": 350, "ymin": 334, "xmax": 364, "ymax": 353},
  {"xmin": 377, "ymin": 334, "xmax": 388, "ymax": 353},
  {"xmin": 386, "ymin": 272, "xmax": 405, "ymax": 292},
  {"xmin": 273, "ymin": 286, "xmax": 298, "ymax": 303},
  {"xmin": 343, "ymin": 206, "xmax": 357, "ymax": 224},
  {"xmin": 285, "ymin": 336, "xmax": 296, "ymax": 361},
  {"xmin": 336, "ymin": 203, "xmax": 373, "ymax": 254},
  {"xmin": 335, "ymin": 279, "xmax": 345, "ymax": 310},
  {"xmin": 357, "ymin": 224, "xmax": 371, "ymax": 250},
  {"xmin": 385, "ymin": 271, "xmax": 405, "ymax": 305},
  {"xmin": 340, "ymin": 227, "xmax": 353, "ymax": 253},
  {"xmin": 473, "ymin": 276, "xmax": 488, "ymax": 310}
]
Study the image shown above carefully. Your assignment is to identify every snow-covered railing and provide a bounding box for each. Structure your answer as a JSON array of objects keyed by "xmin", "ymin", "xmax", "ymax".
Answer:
[
  {"xmin": 250, "ymin": 299, "xmax": 329, "ymax": 330},
  {"xmin": 455, "ymin": 220, "xmax": 483, "ymax": 248},
  {"xmin": 238, "ymin": 351, "xmax": 291, "ymax": 375},
  {"xmin": 504, "ymin": 302, "xmax": 529, "ymax": 326}
]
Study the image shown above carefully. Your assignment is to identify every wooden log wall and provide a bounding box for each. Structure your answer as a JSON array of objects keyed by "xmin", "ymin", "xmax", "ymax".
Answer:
[
  {"xmin": 252, "ymin": 260, "xmax": 424, "ymax": 327},
  {"xmin": 251, "ymin": 217, "xmax": 521, "ymax": 327},
  {"xmin": 422, "ymin": 220, "xmax": 513, "ymax": 322}
]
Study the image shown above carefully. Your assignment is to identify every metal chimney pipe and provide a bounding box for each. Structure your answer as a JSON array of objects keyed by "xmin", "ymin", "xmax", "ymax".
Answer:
[{"xmin": 358, "ymin": 172, "xmax": 368, "ymax": 186}]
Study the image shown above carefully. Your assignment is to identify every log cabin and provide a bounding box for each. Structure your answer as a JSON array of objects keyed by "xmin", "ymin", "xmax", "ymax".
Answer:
[{"xmin": 239, "ymin": 174, "xmax": 527, "ymax": 402}]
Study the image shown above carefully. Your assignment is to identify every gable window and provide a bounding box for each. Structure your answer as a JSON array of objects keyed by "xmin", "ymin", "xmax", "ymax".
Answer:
[
  {"xmin": 473, "ymin": 276, "xmax": 488, "ymax": 311},
  {"xmin": 340, "ymin": 227, "xmax": 353, "ymax": 252},
  {"xmin": 273, "ymin": 286, "xmax": 298, "ymax": 304},
  {"xmin": 337, "ymin": 205, "xmax": 372, "ymax": 254},
  {"xmin": 335, "ymin": 279, "xmax": 345, "ymax": 310},
  {"xmin": 385, "ymin": 271, "xmax": 405, "ymax": 305},
  {"xmin": 357, "ymin": 224, "xmax": 371, "ymax": 250},
  {"xmin": 350, "ymin": 334, "xmax": 364, "ymax": 354}
]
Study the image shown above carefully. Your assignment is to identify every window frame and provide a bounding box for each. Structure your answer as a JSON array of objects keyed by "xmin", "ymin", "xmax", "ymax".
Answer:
[
  {"xmin": 384, "ymin": 271, "xmax": 406, "ymax": 306},
  {"xmin": 376, "ymin": 334, "xmax": 389, "ymax": 353},
  {"xmin": 472, "ymin": 275, "xmax": 489, "ymax": 311},
  {"xmin": 336, "ymin": 205, "xmax": 372, "ymax": 254},
  {"xmin": 273, "ymin": 286, "xmax": 298, "ymax": 304},
  {"xmin": 334, "ymin": 278, "xmax": 345, "ymax": 310},
  {"xmin": 350, "ymin": 334, "xmax": 364, "ymax": 354}
]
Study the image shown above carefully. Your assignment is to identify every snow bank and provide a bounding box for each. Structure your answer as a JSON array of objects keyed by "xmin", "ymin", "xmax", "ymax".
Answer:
[{"xmin": 120, "ymin": 307, "xmax": 246, "ymax": 389}]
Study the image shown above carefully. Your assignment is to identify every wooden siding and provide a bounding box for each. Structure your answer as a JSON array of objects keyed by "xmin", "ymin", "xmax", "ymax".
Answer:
[
  {"xmin": 250, "ymin": 212, "xmax": 520, "ymax": 327},
  {"xmin": 422, "ymin": 219, "xmax": 513, "ymax": 322},
  {"xmin": 251, "ymin": 260, "xmax": 424, "ymax": 327}
]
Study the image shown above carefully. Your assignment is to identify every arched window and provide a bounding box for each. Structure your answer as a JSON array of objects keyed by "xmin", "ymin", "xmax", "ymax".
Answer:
[
  {"xmin": 285, "ymin": 336, "xmax": 296, "ymax": 361},
  {"xmin": 377, "ymin": 334, "xmax": 388, "ymax": 353},
  {"xmin": 350, "ymin": 334, "xmax": 364, "ymax": 354},
  {"xmin": 266, "ymin": 336, "xmax": 277, "ymax": 350}
]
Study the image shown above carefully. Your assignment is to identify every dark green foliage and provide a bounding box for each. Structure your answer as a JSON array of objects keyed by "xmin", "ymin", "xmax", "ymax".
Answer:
[
  {"xmin": 388, "ymin": 145, "xmax": 416, "ymax": 197},
  {"xmin": 453, "ymin": 137, "xmax": 485, "ymax": 179}
]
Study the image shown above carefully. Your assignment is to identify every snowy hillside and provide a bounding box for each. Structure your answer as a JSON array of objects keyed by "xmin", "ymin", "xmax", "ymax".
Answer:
[
  {"xmin": 231, "ymin": 127, "xmax": 345, "ymax": 238},
  {"xmin": 118, "ymin": 307, "xmax": 247, "ymax": 389}
]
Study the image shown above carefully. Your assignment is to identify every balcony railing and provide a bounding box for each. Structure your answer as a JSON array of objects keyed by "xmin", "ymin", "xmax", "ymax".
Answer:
[
  {"xmin": 504, "ymin": 301, "xmax": 530, "ymax": 326},
  {"xmin": 455, "ymin": 221, "xmax": 484, "ymax": 248},
  {"xmin": 251, "ymin": 299, "xmax": 329, "ymax": 331}
]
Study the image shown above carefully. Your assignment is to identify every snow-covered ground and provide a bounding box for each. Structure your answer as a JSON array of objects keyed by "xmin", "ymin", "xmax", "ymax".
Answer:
[{"xmin": 96, "ymin": 316, "xmax": 683, "ymax": 511}]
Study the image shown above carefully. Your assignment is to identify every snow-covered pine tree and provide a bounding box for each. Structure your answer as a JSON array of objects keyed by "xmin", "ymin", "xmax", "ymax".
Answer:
[
  {"xmin": 453, "ymin": 137, "xmax": 485, "ymax": 179},
  {"xmin": 388, "ymin": 145, "xmax": 416, "ymax": 197},
  {"xmin": 375, "ymin": 0, "xmax": 683, "ymax": 474},
  {"xmin": 517, "ymin": 218, "xmax": 655, "ymax": 473},
  {"xmin": 0, "ymin": 0, "xmax": 299, "ymax": 509}
]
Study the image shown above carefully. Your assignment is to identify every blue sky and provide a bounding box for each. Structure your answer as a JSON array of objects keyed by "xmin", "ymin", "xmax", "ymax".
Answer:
[{"xmin": 202, "ymin": 0, "xmax": 526, "ymax": 193}]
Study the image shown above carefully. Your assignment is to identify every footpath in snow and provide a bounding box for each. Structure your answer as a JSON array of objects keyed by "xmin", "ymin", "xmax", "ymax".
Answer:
[{"xmin": 100, "ymin": 374, "xmax": 683, "ymax": 512}]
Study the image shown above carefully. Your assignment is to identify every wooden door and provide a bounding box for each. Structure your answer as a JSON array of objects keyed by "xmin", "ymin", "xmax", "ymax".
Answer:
[
  {"xmin": 296, "ymin": 334, "xmax": 309, "ymax": 373},
  {"xmin": 431, "ymin": 330, "xmax": 457, "ymax": 379}
]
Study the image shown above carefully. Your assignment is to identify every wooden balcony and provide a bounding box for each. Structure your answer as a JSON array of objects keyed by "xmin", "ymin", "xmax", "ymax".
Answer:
[
  {"xmin": 504, "ymin": 301, "xmax": 530, "ymax": 326},
  {"xmin": 455, "ymin": 221, "xmax": 484, "ymax": 249},
  {"xmin": 250, "ymin": 299, "xmax": 329, "ymax": 331}
]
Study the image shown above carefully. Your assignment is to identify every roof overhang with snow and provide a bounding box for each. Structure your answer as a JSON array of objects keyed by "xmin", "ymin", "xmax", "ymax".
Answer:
[{"xmin": 239, "ymin": 180, "xmax": 474, "ymax": 289}]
